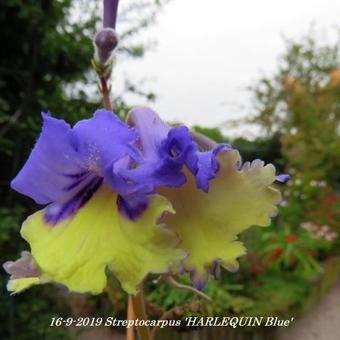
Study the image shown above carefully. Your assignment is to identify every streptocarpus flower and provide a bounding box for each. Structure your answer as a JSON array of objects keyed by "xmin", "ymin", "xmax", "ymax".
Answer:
[
  {"xmin": 127, "ymin": 108, "xmax": 284, "ymax": 289},
  {"xmin": 4, "ymin": 109, "xmax": 185, "ymax": 294},
  {"xmin": 4, "ymin": 108, "xmax": 287, "ymax": 295}
]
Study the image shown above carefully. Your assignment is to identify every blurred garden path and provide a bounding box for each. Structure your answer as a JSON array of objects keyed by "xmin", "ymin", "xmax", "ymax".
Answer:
[{"xmin": 277, "ymin": 281, "xmax": 340, "ymax": 340}]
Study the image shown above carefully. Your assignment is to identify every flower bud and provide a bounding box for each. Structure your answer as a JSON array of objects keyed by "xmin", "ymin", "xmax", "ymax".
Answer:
[{"xmin": 94, "ymin": 28, "xmax": 118, "ymax": 65}]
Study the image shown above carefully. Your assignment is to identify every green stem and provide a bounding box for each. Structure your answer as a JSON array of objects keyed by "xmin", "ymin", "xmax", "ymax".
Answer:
[{"xmin": 131, "ymin": 293, "xmax": 151, "ymax": 340}]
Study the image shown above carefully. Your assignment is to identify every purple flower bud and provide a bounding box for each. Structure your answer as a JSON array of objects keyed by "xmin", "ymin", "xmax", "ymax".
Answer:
[{"xmin": 94, "ymin": 28, "xmax": 118, "ymax": 65}]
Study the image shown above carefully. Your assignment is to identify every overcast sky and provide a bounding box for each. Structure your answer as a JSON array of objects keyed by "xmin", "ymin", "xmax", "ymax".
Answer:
[{"xmin": 115, "ymin": 0, "xmax": 340, "ymax": 136}]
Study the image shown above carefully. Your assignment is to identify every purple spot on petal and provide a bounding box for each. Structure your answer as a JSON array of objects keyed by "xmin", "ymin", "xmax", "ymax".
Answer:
[
  {"xmin": 44, "ymin": 177, "xmax": 103, "ymax": 225},
  {"xmin": 117, "ymin": 194, "xmax": 148, "ymax": 220},
  {"xmin": 189, "ymin": 270, "xmax": 208, "ymax": 291},
  {"xmin": 210, "ymin": 260, "xmax": 220, "ymax": 280}
]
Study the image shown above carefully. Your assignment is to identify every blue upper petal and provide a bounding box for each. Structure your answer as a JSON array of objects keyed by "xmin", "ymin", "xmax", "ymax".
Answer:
[
  {"xmin": 73, "ymin": 109, "xmax": 140, "ymax": 173},
  {"xmin": 11, "ymin": 107, "xmax": 233, "ymax": 222},
  {"xmin": 11, "ymin": 110, "xmax": 139, "ymax": 224},
  {"xmin": 11, "ymin": 112, "xmax": 84, "ymax": 205},
  {"xmin": 125, "ymin": 107, "xmax": 228, "ymax": 193}
]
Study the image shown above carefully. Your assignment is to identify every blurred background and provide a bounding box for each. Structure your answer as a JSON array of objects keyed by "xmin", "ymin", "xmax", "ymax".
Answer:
[{"xmin": 0, "ymin": 0, "xmax": 339, "ymax": 339}]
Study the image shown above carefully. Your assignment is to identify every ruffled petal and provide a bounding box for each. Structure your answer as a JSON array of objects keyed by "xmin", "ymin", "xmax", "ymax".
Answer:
[
  {"xmin": 7, "ymin": 277, "xmax": 41, "ymax": 294},
  {"xmin": 160, "ymin": 149, "xmax": 281, "ymax": 289},
  {"xmin": 125, "ymin": 108, "xmax": 188, "ymax": 189},
  {"xmin": 20, "ymin": 184, "xmax": 184, "ymax": 294},
  {"xmin": 196, "ymin": 144, "xmax": 229, "ymax": 192},
  {"xmin": 125, "ymin": 107, "xmax": 228, "ymax": 197},
  {"xmin": 127, "ymin": 107, "xmax": 169, "ymax": 159},
  {"xmin": 3, "ymin": 251, "xmax": 42, "ymax": 294}
]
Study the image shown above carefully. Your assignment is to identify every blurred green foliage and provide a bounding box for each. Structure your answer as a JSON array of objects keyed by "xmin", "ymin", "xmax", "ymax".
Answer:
[
  {"xmin": 251, "ymin": 30, "xmax": 340, "ymax": 186},
  {"xmin": 0, "ymin": 1, "xmax": 96, "ymax": 338}
]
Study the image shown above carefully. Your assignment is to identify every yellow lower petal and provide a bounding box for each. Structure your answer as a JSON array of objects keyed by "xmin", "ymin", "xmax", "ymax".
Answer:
[
  {"xmin": 7, "ymin": 277, "xmax": 41, "ymax": 294},
  {"xmin": 160, "ymin": 149, "xmax": 281, "ymax": 285},
  {"xmin": 21, "ymin": 185, "xmax": 184, "ymax": 294}
]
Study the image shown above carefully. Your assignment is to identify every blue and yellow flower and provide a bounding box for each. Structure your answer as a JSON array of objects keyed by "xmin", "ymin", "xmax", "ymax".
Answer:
[{"xmin": 3, "ymin": 108, "xmax": 287, "ymax": 295}]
